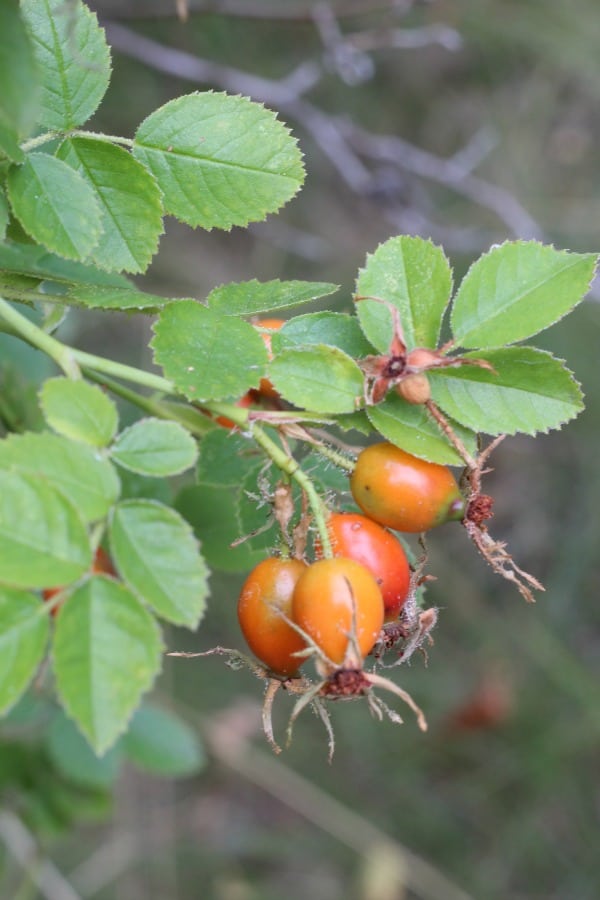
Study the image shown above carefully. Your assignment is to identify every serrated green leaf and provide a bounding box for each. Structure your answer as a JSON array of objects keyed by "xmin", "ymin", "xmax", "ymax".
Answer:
[
  {"xmin": 53, "ymin": 576, "xmax": 163, "ymax": 754},
  {"xmin": 451, "ymin": 241, "xmax": 598, "ymax": 349},
  {"xmin": 175, "ymin": 484, "xmax": 265, "ymax": 573},
  {"xmin": 335, "ymin": 410, "xmax": 373, "ymax": 435},
  {"xmin": 133, "ymin": 92, "xmax": 304, "ymax": 230},
  {"xmin": 207, "ymin": 279, "xmax": 338, "ymax": 315},
  {"xmin": 355, "ymin": 236, "xmax": 453, "ymax": 352},
  {"xmin": 196, "ymin": 429, "xmax": 261, "ymax": 487},
  {"xmin": 122, "ymin": 703, "xmax": 205, "ymax": 777},
  {"xmin": 0, "ymin": 471, "xmax": 91, "ymax": 589},
  {"xmin": 151, "ymin": 300, "xmax": 267, "ymax": 401},
  {"xmin": 46, "ymin": 710, "xmax": 122, "ymax": 788},
  {"xmin": 111, "ymin": 419, "xmax": 197, "ymax": 477},
  {"xmin": 429, "ymin": 347, "xmax": 584, "ymax": 436},
  {"xmin": 0, "ymin": 432, "xmax": 120, "ymax": 523},
  {"xmin": 59, "ymin": 282, "xmax": 174, "ymax": 311},
  {"xmin": 269, "ymin": 345, "xmax": 364, "ymax": 414},
  {"xmin": 0, "ymin": 1, "xmax": 39, "ymax": 155},
  {"xmin": 56, "ymin": 138, "xmax": 163, "ymax": 274},
  {"xmin": 0, "ymin": 242, "xmax": 133, "ymax": 288},
  {"xmin": 366, "ymin": 394, "xmax": 477, "ymax": 465},
  {"xmin": 272, "ymin": 312, "xmax": 374, "ymax": 358},
  {"xmin": 109, "ymin": 500, "xmax": 208, "ymax": 628},
  {"xmin": 0, "ymin": 588, "xmax": 49, "ymax": 714},
  {"xmin": 39, "ymin": 377, "xmax": 118, "ymax": 447},
  {"xmin": 7, "ymin": 153, "xmax": 102, "ymax": 261},
  {"xmin": 20, "ymin": 0, "xmax": 111, "ymax": 130}
]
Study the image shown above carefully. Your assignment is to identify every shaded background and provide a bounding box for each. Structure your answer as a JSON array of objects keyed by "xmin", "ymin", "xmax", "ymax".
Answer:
[{"xmin": 4, "ymin": 1, "xmax": 600, "ymax": 898}]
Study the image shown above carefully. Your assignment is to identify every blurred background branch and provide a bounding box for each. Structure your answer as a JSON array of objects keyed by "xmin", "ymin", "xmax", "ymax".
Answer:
[{"xmin": 103, "ymin": 8, "xmax": 544, "ymax": 252}]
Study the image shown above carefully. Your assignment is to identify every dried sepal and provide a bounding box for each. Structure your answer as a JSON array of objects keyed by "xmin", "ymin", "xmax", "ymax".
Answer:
[
  {"xmin": 354, "ymin": 294, "xmax": 495, "ymax": 406},
  {"xmin": 425, "ymin": 403, "xmax": 545, "ymax": 602}
]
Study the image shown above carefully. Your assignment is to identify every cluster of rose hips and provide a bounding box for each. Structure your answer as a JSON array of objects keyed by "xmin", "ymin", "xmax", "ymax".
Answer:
[
  {"xmin": 235, "ymin": 441, "xmax": 466, "ymax": 750},
  {"xmin": 193, "ymin": 314, "xmax": 498, "ymax": 751}
]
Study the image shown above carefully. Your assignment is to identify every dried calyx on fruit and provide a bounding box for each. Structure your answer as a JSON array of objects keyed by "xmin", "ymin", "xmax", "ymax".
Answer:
[
  {"xmin": 354, "ymin": 295, "xmax": 494, "ymax": 406},
  {"xmin": 171, "ymin": 551, "xmax": 430, "ymax": 759},
  {"xmin": 283, "ymin": 557, "xmax": 428, "ymax": 758}
]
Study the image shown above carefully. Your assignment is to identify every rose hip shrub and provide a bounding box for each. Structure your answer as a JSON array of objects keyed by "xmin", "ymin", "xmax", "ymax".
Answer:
[{"xmin": 0, "ymin": 0, "xmax": 596, "ymax": 772}]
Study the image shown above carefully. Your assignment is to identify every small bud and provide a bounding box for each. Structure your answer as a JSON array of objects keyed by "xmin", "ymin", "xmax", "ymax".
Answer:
[{"xmin": 396, "ymin": 373, "xmax": 431, "ymax": 405}]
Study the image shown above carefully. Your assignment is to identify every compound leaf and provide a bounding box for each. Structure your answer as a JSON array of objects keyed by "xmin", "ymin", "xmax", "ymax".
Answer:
[{"xmin": 196, "ymin": 429, "xmax": 260, "ymax": 488}]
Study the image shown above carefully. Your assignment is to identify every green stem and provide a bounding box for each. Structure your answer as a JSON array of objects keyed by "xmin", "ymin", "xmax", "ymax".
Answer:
[
  {"xmin": 305, "ymin": 436, "xmax": 355, "ymax": 473},
  {"xmin": 0, "ymin": 297, "xmax": 81, "ymax": 378},
  {"xmin": 73, "ymin": 349, "xmax": 173, "ymax": 393},
  {"xmin": 20, "ymin": 130, "xmax": 134, "ymax": 153},
  {"xmin": 200, "ymin": 402, "xmax": 333, "ymax": 558},
  {"xmin": 71, "ymin": 130, "xmax": 134, "ymax": 147},
  {"xmin": 20, "ymin": 131, "xmax": 63, "ymax": 152},
  {"xmin": 0, "ymin": 297, "xmax": 174, "ymax": 392},
  {"xmin": 83, "ymin": 368, "xmax": 213, "ymax": 437},
  {"xmin": 256, "ymin": 427, "xmax": 332, "ymax": 558},
  {"xmin": 82, "ymin": 368, "xmax": 165, "ymax": 416}
]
